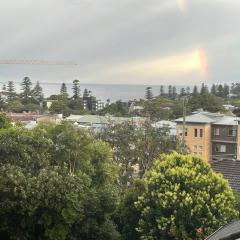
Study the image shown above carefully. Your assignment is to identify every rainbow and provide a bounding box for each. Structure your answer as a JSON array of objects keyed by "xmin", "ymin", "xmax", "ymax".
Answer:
[{"xmin": 178, "ymin": 0, "xmax": 187, "ymax": 12}]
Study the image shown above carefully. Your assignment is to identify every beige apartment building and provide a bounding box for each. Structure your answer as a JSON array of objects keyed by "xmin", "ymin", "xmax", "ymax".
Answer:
[{"xmin": 175, "ymin": 111, "xmax": 240, "ymax": 162}]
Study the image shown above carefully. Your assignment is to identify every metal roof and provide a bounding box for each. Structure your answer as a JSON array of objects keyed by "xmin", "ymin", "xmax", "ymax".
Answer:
[
  {"xmin": 175, "ymin": 111, "xmax": 239, "ymax": 125},
  {"xmin": 207, "ymin": 219, "xmax": 240, "ymax": 240}
]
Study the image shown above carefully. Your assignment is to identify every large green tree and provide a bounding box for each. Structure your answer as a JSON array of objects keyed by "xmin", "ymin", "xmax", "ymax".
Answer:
[
  {"xmin": 135, "ymin": 153, "xmax": 237, "ymax": 240},
  {"xmin": 0, "ymin": 123, "xmax": 120, "ymax": 240}
]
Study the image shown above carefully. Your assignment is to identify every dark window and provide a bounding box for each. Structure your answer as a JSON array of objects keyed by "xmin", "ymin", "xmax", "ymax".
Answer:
[
  {"xmin": 200, "ymin": 129, "xmax": 203, "ymax": 137},
  {"xmin": 194, "ymin": 128, "xmax": 198, "ymax": 137},
  {"xmin": 185, "ymin": 128, "xmax": 188, "ymax": 136}
]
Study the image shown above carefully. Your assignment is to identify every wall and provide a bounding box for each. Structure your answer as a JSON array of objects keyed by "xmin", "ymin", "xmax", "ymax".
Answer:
[{"xmin": 176, "ymin": 123, "xmax": 212, "ymax": 162}]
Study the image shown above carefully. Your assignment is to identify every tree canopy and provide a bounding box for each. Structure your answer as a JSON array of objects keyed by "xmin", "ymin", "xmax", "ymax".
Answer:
[
  {"xmin": 0, "ymin": 122, "xmax": 120, "ymax": 240},
  {"xmin": 135, "ymin": 153, "xmax": 237, "ymax": 240}
]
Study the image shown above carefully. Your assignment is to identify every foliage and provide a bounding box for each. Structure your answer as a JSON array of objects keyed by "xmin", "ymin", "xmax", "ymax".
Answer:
[
  {"xmin": 0, "ymin": 123, "xmax": 120, "ymax": 240},
  {"xmin": 72, "ymin": 79, "xmax": 81, "ymax": 100},
  {"xmin": 21, "ymin": 76, "xmax": 33, "ymax": 104},
  {"xmin": 32, "ymin": 81, "xmax": 43, "ymax": 102},
  {"xmin": 99, "ymin": 122, "xmax": 180, "ymax": 187},
  {"xmin": 6, "ymin": 100, "xmax": 24, "ymax": 113},
  {"xmin": 6, "ymin": 81, "xmax": 16, "ymax": 101},
  {"xmin": 145, "ymin": 87, "xmax": 153, "ymax": 100},
  {"xmin": 135, "ymin": 153, "xmax": 238, "ymax": 240},
  {"xmin": 99, "ymin": 101, "xmax": 129, "ymax": 117},
  {"xmin": 0, "ymin": 113, "xmax": 11, "ymax": 129},
  {"xmin": 115, "ymin": 180, "xmax": 146, "ymax": 240}
]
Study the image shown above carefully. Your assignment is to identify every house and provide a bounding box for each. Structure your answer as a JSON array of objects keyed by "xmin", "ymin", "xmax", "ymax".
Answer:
[
  {"xmin": 206, "ymin": 219, "xmax": 240, "ymax": 240},
  {"xmin": 152, "ymin": 120, "xmax": 176, "ymax": 136},
  {"xmin": 175, "ymin": 111, "xmax": 240, "ymax": 162}
]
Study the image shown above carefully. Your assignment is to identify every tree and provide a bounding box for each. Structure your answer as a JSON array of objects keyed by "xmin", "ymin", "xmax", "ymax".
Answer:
[
  {"xmin": 6, "ymin": 100, "xmax": 24, "ymax": 113},
  {"xmin": 49, "ymin": 100, "xmax": 69, "ymax": 115},
  {"xmin": 99, "ymin": 122, "xmax": 180, "ymax": 187},
  {"xmin": 0, "ymin": 113, "xmax": 11, "ymax": 129},
  {"xmin": 21, "ymin": 77, "xmax": 32, "ymax": 104},
  {"xmin": 159, "ymin": 85, "xmax": 164, "ymax": 97},
  {"xmin": 145, "ymin": 87, "xmax": 153, "ymax": 100},
  {"xmin": 72, "ymin": 79, "xmax": 81, "ymax": 100},
  {"xmin": 135, "ymin": 153, "xmax": 237, "ymax": 240},
  {"xmin": 200, "ymin": 83, "xmax": 208, "ymax": 95},
  {"xmin": 180, "ymin": 87, "xmax": 186, "ymax": 97},
  {"xmin": 217, "ymin": 84, "xmax": 224, "ymax": 97},
  {"xmin": 0, "ymin": 123, "xmax": 120, "ymax": 240},
  {"xmin": 83, "ymin": 88, "xmax": 90, "ymax": 98},
  {"xmin": 172, "ymin": 86, "xmax": 177, "ymax": 99},
  {"xmin": 32, "ymin": 81, "xmax": 43, "ymax": 102},
  {"xmin": 168, "ymin": 85, "xmax": 173, "ymax": 98},
  {"xmin": 99, "ymin": 101, "xmax": 129, "ymax": 117},
  {"xmin": 60, "ymin": 83, "xmax": 68, "ymax": 100},
  {"xmin": 2, "ymin": 84, "xmax": 6, "ymax": 91},
  {"xmin": 223, "ymin": 84, "xmax": 230, "ymax": 98},
  {"xmin": 7, "ymin": 81, "xmax": 16, "ymax": 101},
  {"xmin": 192, "ymin": 85, "xmax": 198, "ymax": 96},
  {"xmin": 211, "ymin": 84, "xmax": 217, "ymax": 95}
]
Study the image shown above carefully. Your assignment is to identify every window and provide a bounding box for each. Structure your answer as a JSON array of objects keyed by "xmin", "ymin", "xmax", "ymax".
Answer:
[
  {"xmin": 179, "ymin": 128, "xmax": 187, "ymax": 137},
  {"xmin": 215, "ymin": 144, "xmax": 226, "ymax": 153},
  {"xmin": 214, "ymin": 128, "xmax": 220, "ymax": 136},
  {"xmin": 199, "ymin": 145, "xmax": 203, "ymax": 150},
  {"xmin": 199, "ymin": 152, "xmax": 202, "ymax": 155},
  {"xmin": 194, "ymin": 145, "xmax": 197, "ymax": 151},
  {"xmin": 228, "ymin": 128, "xmax": 236, "ymax": 136},
  {"xmin": 194, "ymin": 128, "xmax": 198, "ymax": 137},
  {"xmin": 200, "ymin": 129, "xmax": 203, "ymax": 137}
]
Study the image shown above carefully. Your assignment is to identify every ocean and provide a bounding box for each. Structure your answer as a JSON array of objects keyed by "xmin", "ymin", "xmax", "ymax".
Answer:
[{"xmin": 1, "ymin": 82, "xmax": 191, "ymax": 102}]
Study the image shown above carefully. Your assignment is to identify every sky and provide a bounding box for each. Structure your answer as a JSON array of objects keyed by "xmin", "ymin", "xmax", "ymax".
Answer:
[{"xmin": 0, "ymin": 0, "xmax": 240, "ymax": 86}]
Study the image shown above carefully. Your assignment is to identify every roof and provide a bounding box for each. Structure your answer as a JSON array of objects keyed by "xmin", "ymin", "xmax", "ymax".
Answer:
[
  {"xmin": 212, "ymin": 116, "xmax": 240, "ymax": 126},
  {"xmin": 66, "ymin": 115, "xmax": 109, "ymax": 124},
  {"xmin": 207, "ymin": 219, "xmax": 240, "ymax": 240},
  {"xmin": 175, "ymin": 111, "xmax": 239, "ymax": 125},
  {"xmin": 211, "ymin": 159, "xmax": 240, "ymax": 191},
  {"xmin": 175, "ymin": 112, "xmax": 220, "ymax": 124}
]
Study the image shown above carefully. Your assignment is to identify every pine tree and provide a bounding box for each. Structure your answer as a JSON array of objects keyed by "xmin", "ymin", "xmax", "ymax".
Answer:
[
  {"xmin": 172, "ymin": 86, "xmax": 177, "ymax": 99},
  {"xmin": 217, "ymin": 84, "xmax": 224, "ymax": 97},
  {"xmin": 83, "ymin": 88, "xmax": 89, "ymax": 98},
  {"xmin": 192, "ymin": 85, "xmax": 198, "ymax": 96},
  {"xmin": 72, "ymin": 79, "xmax": 81, "ymax": 100},
  {"xmin": 186, "ymin": 86, "xmax": 190, "ymax": 95},
  {"xmin": 60, "ymin": 83, "xmax": 68, "ymax": 99},
  {"xmin": 200, "ymin": 83, "xmax": 208, "ymax": 95},
  {"xmin": 7, "ymin": 81, "xmax": 16, "ymax": 101},
  {"xmin": 180, "ymin": 87, "xmax": 186, "ymax": 97},
  {"xmin": 211, "ymin": 84, "xmax": 217, "ymax": 95},
  {"xmin": 145, "ymin": 87, "xmax": 153, "ymax": 100},
  {"xmin": 2, "ymin": 84, "xmax": 6, "ymax": 91},
  {"xmin": 223, "ymin": 84, "xmax": 230, "ymax": 98},
  {"xmin": 21, "ymin": 76, "xmax": 32, "ymax": 103},
  {"xmin": 32, "ymin": 81, "xmax": 43, "ymax": 101},
  {"xmin": 159, "ymin": 85, "xmax": 164, "ymax": 97},
  {"xmin": 168, "ymin": 85, "xmax": 172, "ymax": 98}
]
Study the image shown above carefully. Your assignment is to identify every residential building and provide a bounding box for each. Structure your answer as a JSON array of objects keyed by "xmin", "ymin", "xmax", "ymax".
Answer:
[{"xmin": 175, "ymin": 111, "xmax": 240, "ymax": 162}]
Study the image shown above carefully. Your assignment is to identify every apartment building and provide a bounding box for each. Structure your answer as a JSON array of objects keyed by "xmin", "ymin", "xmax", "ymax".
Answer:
[{"xmin": 175, "ymin": 111, "xmax": 240, "ymax": 162}]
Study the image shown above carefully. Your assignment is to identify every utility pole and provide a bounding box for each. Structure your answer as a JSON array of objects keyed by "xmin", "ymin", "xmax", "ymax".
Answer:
[{"xmin": 181, "ymin": 96, "xmax": 187, "ymax": 153}]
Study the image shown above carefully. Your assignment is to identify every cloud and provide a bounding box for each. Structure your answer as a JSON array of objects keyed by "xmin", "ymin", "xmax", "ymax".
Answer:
[{"xmin": 0, "ymin": 0, "xmax": 240, "ymax": 85}]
